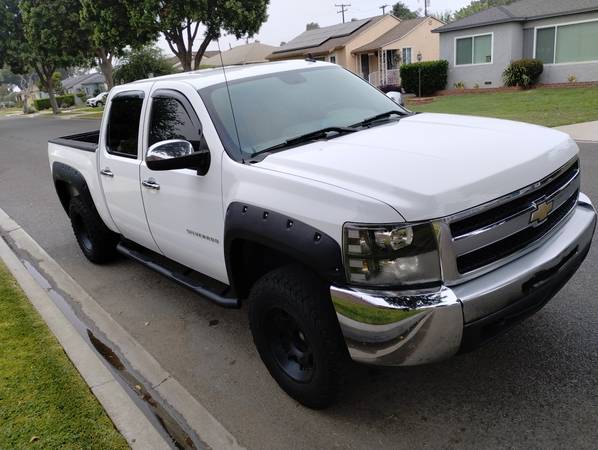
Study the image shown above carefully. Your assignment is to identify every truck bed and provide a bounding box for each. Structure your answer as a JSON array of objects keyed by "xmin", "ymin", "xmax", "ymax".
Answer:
[{"xmin": 48, "ymin": 130, "xmax": 99, "ymax": 153}]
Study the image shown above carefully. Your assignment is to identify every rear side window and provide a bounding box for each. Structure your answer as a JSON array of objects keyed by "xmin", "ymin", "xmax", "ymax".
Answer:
[
  {"xmin": 148, "ymin": 94, "xmax": 204, "ymax": 152},
  {"xmin": 106, "ymin": 91, "xmax": 144, "ymax": 158}
]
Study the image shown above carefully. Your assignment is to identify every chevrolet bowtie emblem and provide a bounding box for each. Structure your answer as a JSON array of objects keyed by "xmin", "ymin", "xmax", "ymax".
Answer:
[{"xmin": 530, "ymin": 200, "xmax": 553, "ymax": 224}]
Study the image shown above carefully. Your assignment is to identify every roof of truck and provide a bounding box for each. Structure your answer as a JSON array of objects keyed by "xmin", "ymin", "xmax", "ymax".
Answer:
[{"xmin": 132, "ymin": 60, "xmax": 333, "ymax": 90}]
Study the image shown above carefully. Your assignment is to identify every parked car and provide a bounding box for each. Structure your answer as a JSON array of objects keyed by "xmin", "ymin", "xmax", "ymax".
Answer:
[
  {"xmin": 86, "ymin": 92, "xmax": 108, "ymax": 107},
  {"xmin": 48, "ymin": 61, "xmax": 596, "ymax": 409}
]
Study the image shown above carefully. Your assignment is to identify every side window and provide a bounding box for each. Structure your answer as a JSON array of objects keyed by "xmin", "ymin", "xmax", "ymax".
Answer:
[
  {"xmin": 148, "ymin": 94, "xmax": 206, "ymax": 153},
  {"xmin": 106, "ymin": 91, "xmax": 144, "ymax": 158}
]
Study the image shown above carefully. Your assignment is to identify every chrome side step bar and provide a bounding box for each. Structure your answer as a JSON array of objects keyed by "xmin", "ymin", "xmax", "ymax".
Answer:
[{"xmin": 116, "ymin": 242, "xmax": 240, "ymax": 309}]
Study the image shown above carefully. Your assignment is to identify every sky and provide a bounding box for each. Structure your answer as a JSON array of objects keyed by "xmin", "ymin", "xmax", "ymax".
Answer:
[{"xmin": 158, "ymin": 0, "xmax": 472, "ymax": 55}]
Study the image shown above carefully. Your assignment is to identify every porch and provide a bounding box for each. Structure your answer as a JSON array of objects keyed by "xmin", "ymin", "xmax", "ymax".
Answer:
[{"xmin": 356, "ymin": 48, "xmax": 413, "ymax": 88}]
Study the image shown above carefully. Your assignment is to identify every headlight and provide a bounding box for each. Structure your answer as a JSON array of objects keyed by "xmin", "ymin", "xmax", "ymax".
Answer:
[{"xmin": 343, "ymin": 222, "xmax": 441, "ymax": 286}]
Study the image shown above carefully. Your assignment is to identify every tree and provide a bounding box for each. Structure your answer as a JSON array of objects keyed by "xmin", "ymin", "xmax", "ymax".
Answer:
[
  {"xmin": 432, "ymin": 10, "xmax": 453, "ymax": 23},
  {"xmin": 80, "ymin": 0, "xmax": 157, "ymax": 90},
  {"xmin": 2, "ymin": 0, "xmax": 90, "ymax": 114},
  {"xmin": 126, "ymin": 0, "xmax": 270, "ymax": 72},
  {"xmin": 392, "ymin": 2, "xmax": 418, "ymax": 20},
  {"xmin": 113, "ymin": 46, "xmax": 175, "ymax": 84},
  {"xmin": 306, "ymin": 22, "xmax": 319, "ymax": 30},
  {"xmin": 452, "ymin": 0, "xmax": 515, "ymax": 22}
]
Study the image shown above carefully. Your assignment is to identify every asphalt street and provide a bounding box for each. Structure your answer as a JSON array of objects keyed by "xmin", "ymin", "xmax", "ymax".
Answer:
[{"xmin": 1, "ymin": 115, "xmax": 597, "ymax": 449}]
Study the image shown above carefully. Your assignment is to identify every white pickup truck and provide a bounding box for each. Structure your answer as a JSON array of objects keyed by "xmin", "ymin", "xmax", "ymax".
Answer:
[{"xmin": 49, "ymin": 60, "xmax": 596, "ymax": 408}]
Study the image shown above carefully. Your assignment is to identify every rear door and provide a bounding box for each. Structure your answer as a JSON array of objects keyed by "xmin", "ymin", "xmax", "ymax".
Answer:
[
  {"xmin": 139, "ymin": 82, "xmax": 227, "ymax": 282},
  {"xmin": 99, "ymin": 85, "xmax": 161, "ymax": 253}
]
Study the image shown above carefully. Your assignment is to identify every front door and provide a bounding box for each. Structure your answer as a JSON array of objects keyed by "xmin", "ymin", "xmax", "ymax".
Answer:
[
  {"xmin": 99, "ymin": 85, "xmax": 161, "ymax": 253},
  {"xmin": 139, "ymin": 83, "xmax": 227, "ymax": 283},
  {"xmin": 361, "ymin": 54, "xmax": 370, "ymax": 80}
]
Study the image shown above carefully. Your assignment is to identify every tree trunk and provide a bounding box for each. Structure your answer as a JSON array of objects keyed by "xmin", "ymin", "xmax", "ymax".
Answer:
[
  {"xmin": 97, "ymin": 48, "xmax": 114, "ymax": 90},
  {"xmin": 34, "ymin": 65, "xmax": 59, "ymax": 114},
  {"xmin": 46, "ymin": 78, "xmax": 59, "ymax": 114},
  {"xmin": 193, "ymin": 33, "xmax": 215, "ymax": 70}
]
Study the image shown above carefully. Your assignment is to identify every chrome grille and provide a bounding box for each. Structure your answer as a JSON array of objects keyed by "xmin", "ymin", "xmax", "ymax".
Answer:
[{"xmin": 448, "ymin": 159, "xmax": 580, "ymax": 274}]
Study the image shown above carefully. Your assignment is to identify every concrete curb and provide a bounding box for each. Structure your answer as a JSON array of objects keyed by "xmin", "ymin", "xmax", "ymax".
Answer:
[{"xmin": 0, "ymin": 207, "xmax": 243, "ymax": 450}]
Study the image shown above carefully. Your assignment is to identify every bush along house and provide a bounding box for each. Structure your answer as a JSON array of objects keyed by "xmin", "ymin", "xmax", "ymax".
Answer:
[{"xmin": 434, "ymin": 0, "xmax": 598, "ymax": 89}]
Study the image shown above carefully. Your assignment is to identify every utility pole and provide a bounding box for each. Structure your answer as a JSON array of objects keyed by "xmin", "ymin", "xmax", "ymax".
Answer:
[
  {"xmin": 379, "ymin": 4, "xmax": 389, "ymax": 15},
  {"xmin": 335, "ymin": 3, "xmax": 351, "ymax": 23},
  {"xmin": 424, "ymin": 0, "xmax": 429, "ymax": 17}
]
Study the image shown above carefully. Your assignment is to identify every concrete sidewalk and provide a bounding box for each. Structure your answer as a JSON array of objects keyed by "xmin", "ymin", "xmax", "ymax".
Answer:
[{"xmin": 556, "ymin": 120, "xmax": 598, "ymax": 143}]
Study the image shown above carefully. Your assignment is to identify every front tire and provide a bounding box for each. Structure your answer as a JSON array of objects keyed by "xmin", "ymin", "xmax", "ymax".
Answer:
[
  {"xmin": 248, "ymin": 265, "xmax": 348, "ymax": 409},
  {"xmin": 69, "ymin": 196, "xmax": 119, "ymax": 264}
]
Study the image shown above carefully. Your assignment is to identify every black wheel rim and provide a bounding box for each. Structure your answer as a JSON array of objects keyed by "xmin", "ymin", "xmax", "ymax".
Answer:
[
  {"xmin": 73, "ymin": 214, "xmax": 93, "ymax": 253},
  {"xmin": 265, "ymin": 308, "xmax": 315, "ymax": 383}
]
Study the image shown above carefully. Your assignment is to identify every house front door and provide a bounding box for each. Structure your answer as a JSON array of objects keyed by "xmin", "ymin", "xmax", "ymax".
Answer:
[{"xmin": 361, "ymin": 54, "xmax": 370, "ymax": 80}]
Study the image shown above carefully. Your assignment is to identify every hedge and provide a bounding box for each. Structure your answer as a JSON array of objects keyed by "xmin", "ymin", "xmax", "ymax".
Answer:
[
  {"xmin": 400, "ymin": 60, "xmax": 448, "ymax": 96},
  {"xmin": 503, "ymin": 59, "xmax": 544, "ymax": 88},
  {"xmin": 34, "ymin": 94, "xmax": 75, "ymax": 110}
]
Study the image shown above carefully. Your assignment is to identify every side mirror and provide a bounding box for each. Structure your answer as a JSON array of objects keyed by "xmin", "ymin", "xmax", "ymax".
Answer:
[
  {"xmin": 146, "ymin": 139, "xmax": 210, "ymax": 175},
  {"xmin": 386, "ymin": 91, "xmax": 404, "ymax": 106}
]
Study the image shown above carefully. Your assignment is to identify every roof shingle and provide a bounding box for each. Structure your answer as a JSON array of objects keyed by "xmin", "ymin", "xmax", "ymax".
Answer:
[{"xmin": 435, "ymin": 0, "xmax": 598, "ymax": 33}]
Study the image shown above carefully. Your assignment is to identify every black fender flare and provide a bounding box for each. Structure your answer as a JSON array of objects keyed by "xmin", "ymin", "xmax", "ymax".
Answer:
[
  {"xmin": 52, "ymin": 161, "xmax": 95, "ymax": 214},
  {"xmin": 224, "ymin": 202, "xmax": 346, "ymax": 293}
]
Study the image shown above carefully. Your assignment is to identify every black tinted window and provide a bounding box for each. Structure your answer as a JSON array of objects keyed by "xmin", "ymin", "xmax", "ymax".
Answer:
[
  {"xmin": 149, "ymin": 97, "xmax": 203, "ymax": 151},
  {"xmin": 106, "ymin": 92, "xmax": 144, "ymax": 158}
]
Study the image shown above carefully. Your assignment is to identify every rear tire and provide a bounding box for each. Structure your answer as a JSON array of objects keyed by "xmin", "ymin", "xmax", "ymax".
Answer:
[
  {"xmin": 69, "ymin": 196, "xmax": 119, "ymax": 264},
  {"xmin": 248, "ymin": 265, "xmax": 348, "ymax": 409}
]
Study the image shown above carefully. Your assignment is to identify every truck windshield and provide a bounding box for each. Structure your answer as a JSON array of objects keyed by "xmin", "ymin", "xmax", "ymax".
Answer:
[{"xmin": 199, "ymin": 66, "xmax": 406, "ymax": 159}]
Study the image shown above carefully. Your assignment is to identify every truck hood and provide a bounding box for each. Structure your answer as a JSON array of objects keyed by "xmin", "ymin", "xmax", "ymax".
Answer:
[{"xmin": 256, "ymin": 113, "xmax": 578, "ymax": 221}]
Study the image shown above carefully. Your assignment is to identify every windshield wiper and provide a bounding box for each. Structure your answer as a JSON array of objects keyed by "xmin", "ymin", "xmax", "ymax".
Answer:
[
  {"xmin": 251, "ymin": 126, "xmax": 357, "ymax": 157},
  {"xmin": 351, "ymin": 110, "xmax": 405, "ymax": 128}
]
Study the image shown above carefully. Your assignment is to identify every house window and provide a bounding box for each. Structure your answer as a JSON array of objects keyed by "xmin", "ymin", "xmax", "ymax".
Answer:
[
  {"xmin": 329, "ymin": 55, "xmax": 336, "ymax": 64},
  {"xmin": 535, "ymin": 20, "xmax": 598, "ymax": 64},
  {"xmin": 455, "ymin": 33, "xmax": 492, "ymax": 65},
  {"xmin": 402, "ymin": 48, "xmax": 412, "ymax": 65}
]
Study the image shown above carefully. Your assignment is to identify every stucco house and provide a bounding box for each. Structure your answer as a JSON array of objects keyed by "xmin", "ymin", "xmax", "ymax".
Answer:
[
  {"xmin": 352, "ymin": 16, "xmax": 443, "ymax": 86},
  {"xmin": 434, "ymin": 0, "xmax": 598, "ymax": 89},
  {"xmin": 267, "ymin": 15, "xmax": 400, "ymax": 75},
  {"xmin": 268, "ymin": 14, "xmax": 442, "ymax": 87},
  {"xmin": 202, "ymin": 42, "xmax": 279, "ymax": 66}
]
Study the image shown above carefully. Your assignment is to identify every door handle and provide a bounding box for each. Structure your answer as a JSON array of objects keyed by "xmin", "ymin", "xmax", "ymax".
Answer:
[
  {"xmin": 100, "ymin": 168, "xmax": 114, "ymax": 177},
  {"xmin": 142, "ymin": 179, "xmax": 160, "ymax": 190}
]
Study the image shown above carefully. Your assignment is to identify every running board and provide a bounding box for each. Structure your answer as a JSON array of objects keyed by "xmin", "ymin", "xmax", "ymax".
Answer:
[{"xmin": 116, "ymin": 242, "xmax": 240, "ymax": 309}]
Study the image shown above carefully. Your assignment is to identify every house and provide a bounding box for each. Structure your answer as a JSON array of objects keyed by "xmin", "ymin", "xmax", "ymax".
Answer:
[
  {"xmin": 62, "ymin": 72, "xmax": 107, "ymax": 97},
  {"xmin": 201, "ymin": 42, "xmax": 279, "ymax": 66},
  {"xmin": 434, "ymin": 0, "xmax": 598, "ymax": 88},
  {"xmin": 352, "ymin": 16, "xmax": 443, "ymax": 86},
  {"xmin": 169, "ymin": 51, "xmax": 219, "ymax": 71},
  {"xmin": 267, "ymin": 15, "xmax": 400, "ymax": 75}
]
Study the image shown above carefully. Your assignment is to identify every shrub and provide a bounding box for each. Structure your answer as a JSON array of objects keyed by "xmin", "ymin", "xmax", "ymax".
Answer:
[
  {"xmin": 33, "ymin": 94, "xmax": 75, "ymax": 110},
  {"xmin": 34, "ymin": 98, "xmax": 51, "ymax": 110},
  {"xmin": 503, "ymin": 59, "xmax": 543, "ymax": 88},
  {"xmin": 454, "ymin": 81, "xmax": 465, "ymax": 89},
  {"xmin": 400, "ymin": 60, "xmax": 448, "ymax": 96},
  {"xmin": 57, "ymin": 94, "xmax": 75, "ymax": 108}
]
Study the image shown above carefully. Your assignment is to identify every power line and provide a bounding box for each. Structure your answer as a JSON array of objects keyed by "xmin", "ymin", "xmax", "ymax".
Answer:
[
  {"xmin": 335, "ymin": 3, "xmax": 351, "ymax": 23},
  {"xmin": 379, "ymin": 4, "xmax": 390, "ymax": 15}
]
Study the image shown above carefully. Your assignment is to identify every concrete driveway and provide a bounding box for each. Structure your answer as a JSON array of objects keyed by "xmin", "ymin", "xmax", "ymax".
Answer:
[{"xmin": 1, "ymin": 115, "xmax": 597, "ymax": 449}]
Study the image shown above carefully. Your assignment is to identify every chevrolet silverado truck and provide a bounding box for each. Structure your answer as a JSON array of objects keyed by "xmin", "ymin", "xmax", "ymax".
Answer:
[{"xmin": 48, "ymin": 61, "xmax": 596, "ymax": 409}]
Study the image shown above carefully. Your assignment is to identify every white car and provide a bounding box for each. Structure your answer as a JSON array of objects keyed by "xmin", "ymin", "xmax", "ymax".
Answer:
[
  {"xmin": 86, "ymin": 91, "xmax": 108, "ymax": 107},
  {"xmin": 48, "ymin": 61, "xmax": 596, "ymax": 408}
]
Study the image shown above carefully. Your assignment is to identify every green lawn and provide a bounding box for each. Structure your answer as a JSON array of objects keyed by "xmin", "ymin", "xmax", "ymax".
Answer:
[
  {"xmin": 409, "ymin": 86, "xmax": 598, "ymax": 127},
  {"xmin": 0, "ymin": 263, "xmax": 128, "ymax": 450}
]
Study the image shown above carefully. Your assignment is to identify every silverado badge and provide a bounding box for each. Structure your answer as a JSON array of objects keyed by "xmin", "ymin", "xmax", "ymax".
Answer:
[{"xmin": 530, "ymin": 200, "xmax": 553, "ymax": 224}]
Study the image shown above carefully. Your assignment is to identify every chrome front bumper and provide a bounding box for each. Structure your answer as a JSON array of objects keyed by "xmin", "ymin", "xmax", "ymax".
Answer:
[{"xmin": 331, "ymin": 195, "xmax": 596, "ymax": 366}]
